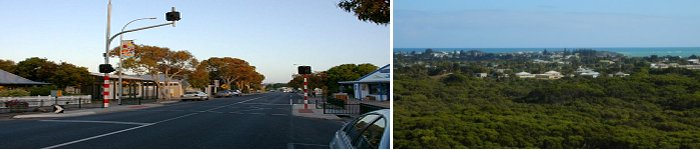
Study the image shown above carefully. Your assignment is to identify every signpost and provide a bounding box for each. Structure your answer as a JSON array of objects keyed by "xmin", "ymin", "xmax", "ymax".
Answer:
[
  {"xmin": 120, "ymin": 40, "xmax": 135, "ymax": 58},
  {"xmin": 50, "ymin": 90, "xmax": 64, "ymax": 113}
]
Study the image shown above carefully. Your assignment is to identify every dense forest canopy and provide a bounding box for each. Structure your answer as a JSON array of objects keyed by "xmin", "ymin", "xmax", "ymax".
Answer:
[{"xmin": 393, "ymin": 49, "xmax": 700, "ymax": 148}]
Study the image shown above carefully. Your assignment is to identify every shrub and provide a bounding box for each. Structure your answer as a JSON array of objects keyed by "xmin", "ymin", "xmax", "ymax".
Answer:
[
  {"xmin": 4, "ymin": 100, "xmax": 29, "ymax": 113},
  {"xmin": 0, "ymin": 89, "xmax": 30, "ymax": 97},
  {"xmin": 28, "ymin": 85, "xmax": 56, "ymax": 96}
]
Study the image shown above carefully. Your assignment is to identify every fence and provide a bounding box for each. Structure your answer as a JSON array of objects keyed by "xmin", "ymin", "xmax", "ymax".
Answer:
[
  {"xmin": 321, "ymin": 98, "xmax": 389, "ymax": 115},
  {"xmin": 0, "ymin": 95, "xmax": 92, "ymax": 108},
  {"xmin": 322, "ymin": 103, "xmax": 361, "ymax": 115}
]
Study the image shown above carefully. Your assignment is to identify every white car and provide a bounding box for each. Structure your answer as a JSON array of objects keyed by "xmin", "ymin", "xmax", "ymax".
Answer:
[
  {"xmin": 330, "ymin": 109, "xmax": 390, "ymax": 149},
  {"xmin": 181, "ymin": 91, "xmax": 210, "ymax": 101}
]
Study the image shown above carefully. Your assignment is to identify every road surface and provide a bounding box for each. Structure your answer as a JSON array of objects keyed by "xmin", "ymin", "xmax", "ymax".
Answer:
[{"xmin": 0, "ymin": 92, "xmax": 343, "ymax": 149}]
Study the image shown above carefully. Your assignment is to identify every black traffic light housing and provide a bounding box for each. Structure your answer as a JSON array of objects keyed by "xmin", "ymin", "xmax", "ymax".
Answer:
[
  {"xmin": 99, "ymin": 64, "xmax": 116, "ymax": 73},
  {"xmin": 297, "ymin": 66, "xmax": 311, "ymax": 74},
  {"xmin": 166, "ymin": 11, "xmax": 181, "ymax": 21}
]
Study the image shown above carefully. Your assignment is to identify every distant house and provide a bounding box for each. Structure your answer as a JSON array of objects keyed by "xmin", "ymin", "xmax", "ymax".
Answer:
[
  {"xmin": 541, "ymin": 70, "xmax": 563, "ymax": 79},
  {"xmin": 576, "ymin": 66, "xmax": 600, "ymax": 78},
  {"xmin": 0, "ymin": 69, "xmax": 50, "ymax": 91},
  {"xmin": 688, "ymin": 59, "xmax": 699, "ymax": 64},
  {"xmin": 515, "ymin": 72, "xmax": 535, "ymax": 78},
  {"xmin": 474, "ymin": 73, "xmax": 487, "ymax": 78},
  {"xmin": 614, "ymin": 72, "xmax": 630, "ymax": 77}
]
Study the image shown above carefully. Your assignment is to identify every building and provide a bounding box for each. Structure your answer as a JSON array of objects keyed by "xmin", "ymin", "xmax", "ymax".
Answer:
[
  {"xmin": 540, "ymin": 70, "xmax": 563, "ymax": 79},
  {"xmin": 339, "ymin": 64, "xmax": 390, "ymax": 102},
  {"xmin": 0, "ymin": 69, "xmax": 50, "ymax": 91},
  {"xmin": 515, "ymin": 72, "xmax": 535, "ymax": 78},
  {"xmin": 576, "ymin": 66, "xmax": 600, "ymax": 78},
  {"xmin": 614, "ymin": 72, "xmax": 630, "ymax": 77},
  {"xmin": 475, "ymin": 73, "xmax": 487, "ymax": 78}
]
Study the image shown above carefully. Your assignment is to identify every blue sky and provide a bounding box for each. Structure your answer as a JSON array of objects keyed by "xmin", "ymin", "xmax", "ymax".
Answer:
[
  {"xmin": 0, "ymin": 0, "xmax": 389, "ymax": 83},
  {"xmin": 395, "ymin": 0, "xmax": 700, "ymax": 48}
]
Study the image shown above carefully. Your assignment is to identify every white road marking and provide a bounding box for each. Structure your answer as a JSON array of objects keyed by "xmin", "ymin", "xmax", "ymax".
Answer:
[
  {"xmin": 42, "ymin": 113, "xmax": 198, "ymax": 149},
  {"xmin": 239, "ymin": 103, "xmax": 290, "ymax": 106},
  {"xmin": 39, "ymin": 120, "xmax": 151, "ymax": 126},
  {"xmin": 203, "ymin": 95, "xmax": 270, "ymax": 112}
]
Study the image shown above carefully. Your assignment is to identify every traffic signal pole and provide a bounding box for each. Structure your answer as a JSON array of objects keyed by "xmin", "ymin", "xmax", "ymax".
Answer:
[
  {"xmin": 103, "ymin": 0, "xmax": 112, "ymax": 108},
  {"xmin": 303, "ymin": 74, "xmax": 308, "ymax": 109},
  {"xmin": 103, "ymin": 1, "xmax": 180, "ymax": 108}
]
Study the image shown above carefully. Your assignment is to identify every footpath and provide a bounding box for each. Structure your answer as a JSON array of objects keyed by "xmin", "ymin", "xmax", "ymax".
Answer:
[{"xmin": 10, "ymin": 100, "xmax": 179, "ymax": 119}]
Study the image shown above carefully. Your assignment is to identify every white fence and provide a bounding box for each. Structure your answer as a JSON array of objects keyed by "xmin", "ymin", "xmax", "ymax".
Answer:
[{"xmin": 0, "ymin": 95, "xmax": 92, "ymax": 108}]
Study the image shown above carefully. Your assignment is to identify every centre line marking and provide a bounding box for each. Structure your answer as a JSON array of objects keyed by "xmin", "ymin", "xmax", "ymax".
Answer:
[
  {"xmin": 42, "ymin": 113, "xmax": 198, "ymax": 149},
  {"xmin": 39, "ymin": 120, "xmax": 151, "ymax": 126},
  {"xmin": 203, "ymin": 95, "xmax": 271, "ymax": 112}
]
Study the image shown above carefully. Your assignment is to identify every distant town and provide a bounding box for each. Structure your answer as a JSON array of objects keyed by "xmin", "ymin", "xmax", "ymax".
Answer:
[{"xmin": 394, "ymin": 48, "xmax": 700, "ymax": 80}]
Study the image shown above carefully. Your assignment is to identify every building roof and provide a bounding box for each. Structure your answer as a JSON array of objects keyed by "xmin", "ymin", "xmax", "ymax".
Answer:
[
  {"xmin": 544, "ymin": 70, "xmax": 560, "ymax": 74},
  {"xmin": 0, "ymin": 69, "xmax": 50, "ymax": 85},
  {"xmin": 515, "ymin": 72, "xmax": 531, "ymax": 75}
]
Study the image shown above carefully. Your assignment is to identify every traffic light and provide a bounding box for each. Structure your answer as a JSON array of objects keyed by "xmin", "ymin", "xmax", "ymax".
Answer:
[
  {"xmin": 166, "ymin": 11, "xmax": 181, "ymax": 21},
  {"xmin": 297, "ymin": 66, "xmax": 311, "ymax": 74},
  {"xmin": 99, "ymin": 64, "xmax": 116, "ymax": 73}
]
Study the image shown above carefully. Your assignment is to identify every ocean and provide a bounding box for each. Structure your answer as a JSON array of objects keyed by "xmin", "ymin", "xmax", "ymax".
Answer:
[{"xmin": 394, "ymin": 47, "xmax": 700, "ymax": 57}]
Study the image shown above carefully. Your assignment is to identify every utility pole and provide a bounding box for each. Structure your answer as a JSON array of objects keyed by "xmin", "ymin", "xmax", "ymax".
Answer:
[
  {"xmin": 103, "ymin": 0, "xmax": 112, "ymax": 108},
  {"xmin": 102, "ymin": 1, "xmax": 181, "ymax": 108}
]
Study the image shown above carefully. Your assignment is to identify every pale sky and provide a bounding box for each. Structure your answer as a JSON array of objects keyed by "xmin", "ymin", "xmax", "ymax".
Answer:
[
  {"xmin": 395, "ymin": 0, "xmax": 700, "ymax": 48},
  {"xmin": 0, "ymin": 0, "xmax": 389, "ymax": 83}
]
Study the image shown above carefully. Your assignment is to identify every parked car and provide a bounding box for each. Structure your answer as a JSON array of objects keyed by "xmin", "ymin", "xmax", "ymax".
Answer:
[
  {"xmin": 182, "ymin": 91, "xmax": 209, "ymax": 101},
  {"xmin": 330, "ymin": 109, "xmax": 390, "ymax": 149},
  {"xmin": 215, "ymin": 90, "xmax": 233, "ymax": 98},
  {"xmin": 231, "ymin": 90, "xmax": 242, "ymax": 96}
]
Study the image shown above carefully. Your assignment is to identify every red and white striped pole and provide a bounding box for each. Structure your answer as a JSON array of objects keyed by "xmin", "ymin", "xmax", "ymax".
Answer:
[
  {"xmin": 303, "ymin": 74, "xmax": 308, "ymax": 109},
  {"xmin": 103, "ymin": 75, "xmax": 110, "ymax": 108}
]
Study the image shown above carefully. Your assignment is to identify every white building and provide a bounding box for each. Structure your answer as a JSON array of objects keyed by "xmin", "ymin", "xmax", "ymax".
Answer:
[
  {"xmin": 339, "ymin": 64, "xmax": 390, "ymax": 101},
  {"xmin": 515, "ymin": 72, "xmax": 535, "ymax": 78}
]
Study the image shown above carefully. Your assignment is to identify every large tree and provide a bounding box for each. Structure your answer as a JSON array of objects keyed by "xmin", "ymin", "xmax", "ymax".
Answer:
[
  {"xmin": 0, "ymin": 59, "xmax": 16, "ymax": 73},
  {"xmin": 325, "ymin": 63, "xmax": 378, "ymax": 95},
  {"xmin": 187, "ymin": 62, "xmax": 210, "ymax": 90},
  {"xmin": 15, "ymin": 57, "xmax": 59, "ymax": 83},
  {"xmin": 122, "ymin": 45, "xmax": 197, "ymax": 100},
  {"xmin": 14, "ymin": 57, "xmax": 91, "ymax": 90},
  {"xmin": 201, "ymin": 57, "xmax": 263, "ymax": 92},
  {"xmin": 338, "ymin": 0, "xmax": 390, "ymax": 25}
]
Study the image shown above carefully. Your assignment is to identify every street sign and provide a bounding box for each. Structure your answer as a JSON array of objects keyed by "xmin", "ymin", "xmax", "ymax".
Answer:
[
  {"xmin": 53, "ymin": 104, "xmax": 64, "ymax": 113},
  {"xmin": 120, "ymin": 40, "xmax": 136, "ymax": 58},
  {"xmin": 50, "ymin": 90, "xmax": 62, "ymax": 97}
]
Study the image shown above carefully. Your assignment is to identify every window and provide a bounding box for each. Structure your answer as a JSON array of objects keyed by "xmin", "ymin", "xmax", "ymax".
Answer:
[
  {"xmin": 345, "ymin": 114, "xmax": 380, "ymax": 144},
  {"xmin": 354, "ymin": 117, "xmax": 386, "ymax": 149}
]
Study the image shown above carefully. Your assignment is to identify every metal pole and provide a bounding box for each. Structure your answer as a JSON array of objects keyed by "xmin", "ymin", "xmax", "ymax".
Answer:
[
  {"xmin": 118, "ymin": 17, "xmax": 156, "ymax": 105},
  {"xmin": 103, "ymin": 0, "xmax": 112, "ymax": 108}
]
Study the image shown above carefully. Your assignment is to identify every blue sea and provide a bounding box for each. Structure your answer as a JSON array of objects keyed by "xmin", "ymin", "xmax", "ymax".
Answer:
[{"xmin": 394, "ymin": 47, "xmax": 700, "ymax": 57}]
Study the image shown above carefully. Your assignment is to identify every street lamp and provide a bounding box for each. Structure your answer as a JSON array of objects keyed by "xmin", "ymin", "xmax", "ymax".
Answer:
[
  {"xmin": 102, "ymin": 0, "xmax": 181, "ymax": 108},
  {"xmin": 117, "ymin": 17, "xmax": 156, "ymax": 105}
]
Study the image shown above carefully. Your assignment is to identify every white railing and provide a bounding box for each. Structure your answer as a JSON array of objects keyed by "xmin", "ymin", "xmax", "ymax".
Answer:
[{"xmin": 0, "ymin": 95, "xmax": 92, "ymax": 108}]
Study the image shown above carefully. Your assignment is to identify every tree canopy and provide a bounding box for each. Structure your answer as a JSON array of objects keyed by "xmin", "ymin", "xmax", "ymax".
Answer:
[{"xmin": 338, "ymin": 0, "xmax": 390, "ymax": 25}]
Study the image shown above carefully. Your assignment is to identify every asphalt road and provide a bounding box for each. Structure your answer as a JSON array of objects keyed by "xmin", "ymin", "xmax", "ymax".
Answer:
[{"xmin": 0, "ymin": 92, "xmax": 344, "ymax": 149}]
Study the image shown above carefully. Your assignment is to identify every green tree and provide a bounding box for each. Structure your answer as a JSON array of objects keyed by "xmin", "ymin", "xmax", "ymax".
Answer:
[
  {"xmin": 337, "ymin": 0, "xmax": 390, "ymax": 25},
  {"xmin": 325, "ymin": 63, "xmax": 378, "ymax": 95},
  {"xmin": 50, "ymin": 62, "xmax": 92, "ymax": 89},
  {"xmin": 187, "ymin": 62, "xmax": 210, "ymax": 90},
  {"xmin": 15, "ymin": 57, "xmax": 58, "ymax": 83},
  {"xmin": 0, "ymin": 59, "xmax": 16, "ymax": 73}
]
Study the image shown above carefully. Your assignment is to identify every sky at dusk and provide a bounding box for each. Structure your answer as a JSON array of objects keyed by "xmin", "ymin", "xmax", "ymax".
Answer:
[
  {"xmin": 394, "ymin": 0, "xmax": 700, "ymax": 48},
  {"xmin": 0, "ymin": 0, "xmax": 389, "ymax": 83}
]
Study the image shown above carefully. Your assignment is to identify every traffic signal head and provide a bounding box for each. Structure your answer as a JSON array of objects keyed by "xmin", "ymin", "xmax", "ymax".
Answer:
[
  {"xmin": 99, "ymin": 64, "xmax": 116, "ymax": 73},
  {"xmin": 297, "ymin": 66, "xmax": 311, "ymax": 74},
  {"xmin": 166, "ymin": 11, "xmax": 181, "ymax": 21}
]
